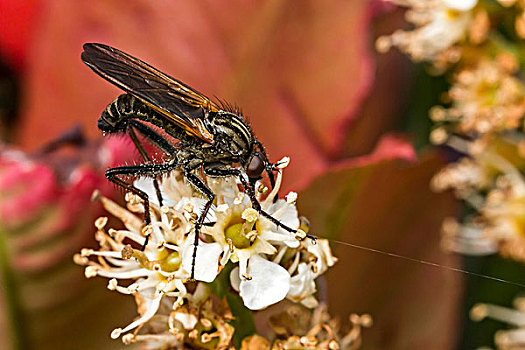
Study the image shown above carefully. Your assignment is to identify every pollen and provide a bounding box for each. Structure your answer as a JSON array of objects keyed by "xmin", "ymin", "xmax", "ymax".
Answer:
[
  {"xmin": 241, "ymin": 208, "xmax": 258, "ymax": 222},
  {"xmin": 233, "ymin": 193, "xmax": 244, "ymax": 205},
  {"xmin": 183, "ymin": 202, "xmax": 194, "ymax": 213}
]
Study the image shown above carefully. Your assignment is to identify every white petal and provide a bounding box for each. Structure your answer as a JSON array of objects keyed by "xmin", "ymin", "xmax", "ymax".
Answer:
[
  {"xmin": 260, "ymin": 200, "xmax": 300, "ymax": 247},
  {"xmin": 287, "ymin": 263, "xmax": 317, "ymax": 307},
  {"xmin": 267, "ymin": 200, "xmax": 299, "ymax": 229},
  {"xmin": 443, "ymin": 0, "xmax": 477, "ymax": 12},
  {"xmin": 230, "ymin": 266, "xmax": 241, "ymax": 292},
  {"xmin": 262, "ymin": 232, "xmax": 299, "ymax": 248},
  {"xmin": 134, "ymin": 178, "xmax": 177, "ymax": 207},
  {"xmin": 181, "ymin": 237, "xmax": 222, "ymax": 282},
  {"xmin": 239, "ymin": 255, "xmax": 290, "ymax": 310},
  {"xmin": 300, "ymin": 296, "xmax": 319, "ymax": 308}
]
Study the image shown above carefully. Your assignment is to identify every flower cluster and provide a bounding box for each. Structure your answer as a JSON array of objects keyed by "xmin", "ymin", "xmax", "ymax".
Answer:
[
  {"xmin": 430, "ymin": 133, "xmax": 525, "ymax": 260},
  {"xmin": 470, "ymin": 297, "xmax": 525, "ymax": 349},
  {"xmin": 380, "ymin": 0, "xmax": 525, "ymax": 346},
  {"xmin": 380, "ymin": 0, "xmax": 525, "ymax": 263},
  {"xmin": 245, "ymin": 304, "xmax": 372, "ymax": 350},
  {"xmin": 376, "ymin": 0, "xmax": 484, "ymax": 69},
  {"xmin": 430, "ymin": 59, "xmax": 525, "ymax": 137},
  {"xmin": 75, "ymin": 159, "xmax": 355, "ymax": 348}
]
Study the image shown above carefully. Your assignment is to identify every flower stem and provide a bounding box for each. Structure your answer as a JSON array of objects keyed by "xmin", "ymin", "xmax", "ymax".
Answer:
[{"xmin": 0, "ymin": 227, "xmax": 29, "ymax": 350}]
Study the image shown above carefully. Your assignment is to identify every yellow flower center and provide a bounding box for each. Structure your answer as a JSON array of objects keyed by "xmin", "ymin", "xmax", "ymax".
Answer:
[
  {"xmin": 159, "ymin": 250, "xmax": 181, "ymax": 272},
  {"xmin": 225, "ymin": 223, "xmax": 252, "ymax": 249}
]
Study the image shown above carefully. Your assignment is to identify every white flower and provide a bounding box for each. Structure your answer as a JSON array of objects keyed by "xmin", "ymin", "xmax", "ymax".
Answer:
[
  {"xmin": 134, "ymin": 177, "xmax": 177, "ymax": 207},
  {"xmin": 377, "ymin": 0, "xmax": 478, "ymax": 62},
  {"xmin": 77, "ymin": 156, "xmax": 339, "ymax": 342}
]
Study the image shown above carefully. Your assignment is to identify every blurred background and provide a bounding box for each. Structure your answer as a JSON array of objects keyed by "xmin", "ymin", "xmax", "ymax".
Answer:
[{"xmin": 0, "ymin": 0, "xmax": 520, "ymax": 349}]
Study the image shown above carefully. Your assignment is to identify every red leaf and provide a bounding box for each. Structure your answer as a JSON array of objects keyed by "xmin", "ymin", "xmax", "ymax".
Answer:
[
  {"xmin": 298, "ymin": 152, "xmax": 462, "ymax": 349},
  {"xmin": 16, "ymin": 0, "xmax": 378, "ymax": 189}
]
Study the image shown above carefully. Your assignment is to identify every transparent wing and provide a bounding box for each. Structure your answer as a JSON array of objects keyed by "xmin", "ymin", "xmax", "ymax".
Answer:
[{"xmin": 81, "ymin": 43, "xmax": 218, "ymax": 143}]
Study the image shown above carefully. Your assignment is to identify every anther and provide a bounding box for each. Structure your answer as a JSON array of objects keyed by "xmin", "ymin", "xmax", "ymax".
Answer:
[
  {"xmin": 285, "ymin": 191, "xmax": 298, "ymax": 204},
  {"xmin": 257, "ymin": 184, "xmax": 268, "ymax": 194},
  {"xmin": 81, "ymin": 248, "xmax": 93, "ymax": 257},
  {"xmin": 95, "ymin": 216, "xmax": 108, "ymax": 229},
  {"xmin": 188, "ymin": 329, "xmax": 198, "ymax": 339},
  {"xmin": 85, "ymin": 266, "xmax": 98, "ymax": 278},
  {"xmin": 122, "ymin": 334, "xmax": 135, "ymax": 344},
  {"xmin": 200, "ymin": 318, "xmax": 213, "ymax": 330},
  {"xmin": 121, "ymin": 245, "xmax": 134, "ymax": 259},
  {"xmin": 241, "ymin": 208, "xmax": 258, "ymax": 222},
  {"xmin": 295, "ymin": 229, "xmax": 307, "ymax": 240},
  {"xmin": 111, "ymin": 328, "xmax": 123, "ymax": 339},
  {"xmin": 107, "ymin": 279, "xmax": 118, "ymax": 290}
]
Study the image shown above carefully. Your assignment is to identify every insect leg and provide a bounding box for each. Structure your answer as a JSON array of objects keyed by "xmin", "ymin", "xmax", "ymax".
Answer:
[
  {"xmin": 253, "ymin": 140, "xmax": 275, "ymax": 189},
  {"xmin": 128, "ymin": 119, "xmax": 178, "ymax": 155},
  {"xmin": 204, "ymin": 167, "xmax": 316, "ymax": 241},
  {"xmin": 105, "ymin": 161, "xmax": 179, "ymax": 248},
  {"xmin": 127, "ymin": 119, "xmax": 179, "ymax": 208},
  {"xmin": 127, "ymin": 126, "xmax": 164, "ymax": 207},
  {"xmin": 182, "ymin": 167, "xmax": 215, "ymax": 280}
]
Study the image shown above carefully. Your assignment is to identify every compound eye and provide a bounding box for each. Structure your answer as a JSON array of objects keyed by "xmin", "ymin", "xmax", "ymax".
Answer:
[{"xmin": 246, "ymin": 154, "xmax": 265, "ymax": 179}]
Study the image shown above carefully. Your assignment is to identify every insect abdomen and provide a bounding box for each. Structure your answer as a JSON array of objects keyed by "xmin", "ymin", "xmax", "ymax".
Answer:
[{"xmin": 99, "ymin": 94, "xmax": 152, "ymax": 133}]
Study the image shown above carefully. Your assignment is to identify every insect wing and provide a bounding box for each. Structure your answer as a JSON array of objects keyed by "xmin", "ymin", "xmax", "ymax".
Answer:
[{"xmin": 81, "ymin": 43, "xmax": 218, "ymax": 143}]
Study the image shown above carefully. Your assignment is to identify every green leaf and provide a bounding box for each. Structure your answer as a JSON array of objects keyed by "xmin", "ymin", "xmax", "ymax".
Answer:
[
  {"xmin": 207, "ymin": 263, "xmax": 234, "ymax": 299},
  {"xmin": 208, "ymin": 263, "xmax": 256, "ymax": 347},
  {"xmin": 226, "ymin": 293, "xmax": 257, "ymax": 348}
]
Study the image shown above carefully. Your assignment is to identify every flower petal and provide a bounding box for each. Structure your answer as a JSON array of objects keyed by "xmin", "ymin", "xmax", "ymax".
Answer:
[
  {"xmin": 230, "ymin": 266, "xmax": 241, "ymax": 292},
  {"xmin": 239, "ymin": 255, "xmax": 290, "ymax": 310},
  {"xmin": 181, "ymin": 236, "xmax": 222, "ymax": 282},
  {"xmin": 287, "ymin": 263, "xmax": 317, "ymax": 307},
  {"xmin": 134, "ymin": 178, "xmax": 177, "ymax": 207}
]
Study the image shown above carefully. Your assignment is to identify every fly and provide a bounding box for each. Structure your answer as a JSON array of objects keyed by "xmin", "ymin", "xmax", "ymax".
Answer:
[{"xmin": 81, "ymin": 43, "xmax": 315, "ymax": 279}]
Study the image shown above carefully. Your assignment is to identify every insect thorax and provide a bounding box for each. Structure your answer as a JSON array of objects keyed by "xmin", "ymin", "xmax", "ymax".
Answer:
[{"xmin": 207, "ymin": 111, "xmax": 253, "ymax": 159}]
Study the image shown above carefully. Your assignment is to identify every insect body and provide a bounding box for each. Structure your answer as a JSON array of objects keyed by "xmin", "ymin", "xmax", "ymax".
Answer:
[{"xmin": 81, "ymin": 43, "xmax": 314, "ymax": 279}]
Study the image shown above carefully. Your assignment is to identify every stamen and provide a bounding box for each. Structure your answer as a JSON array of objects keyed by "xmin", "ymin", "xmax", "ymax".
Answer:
[
  {"xmin": 471, "ymin": 303, "xmax": 525, "ymax": 326},
  {"xmin": 295, "ymin": 229, "xmax": 307, "ymax": 240},
  {"xmin": 285, "ymin": 191, "xmax": 298, "ymax": 204}
]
